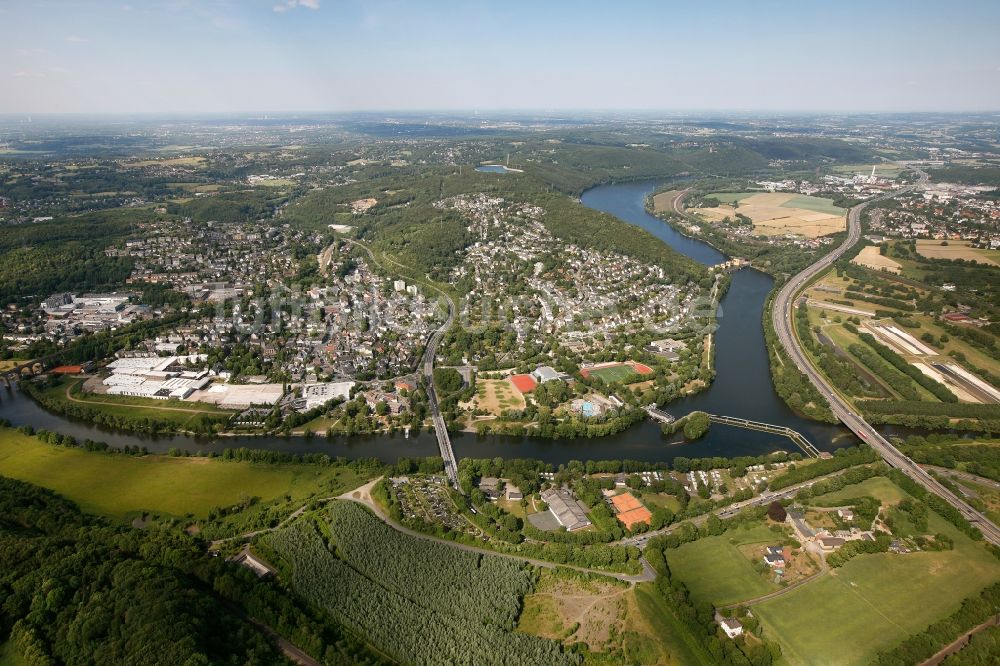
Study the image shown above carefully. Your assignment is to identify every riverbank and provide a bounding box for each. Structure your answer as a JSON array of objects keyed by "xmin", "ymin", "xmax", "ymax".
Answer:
[{"xmin": 0, "ymin": 180, "xmax": 859, "ymax": 466}]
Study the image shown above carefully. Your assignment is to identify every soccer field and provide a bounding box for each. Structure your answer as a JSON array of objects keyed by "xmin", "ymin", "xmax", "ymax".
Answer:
[
  {"xmin": 753, "ymin": 481, "xmax": 1000, "ymax": 665},
  {"xmin": 582, "ymin": 363, "xmax": 650, "ymax": 384}
]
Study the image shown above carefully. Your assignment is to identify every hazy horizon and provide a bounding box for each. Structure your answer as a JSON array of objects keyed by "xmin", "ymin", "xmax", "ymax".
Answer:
[{"xmin": 4, "ymin": 0, "xmax": 1000, "ymax": 114}]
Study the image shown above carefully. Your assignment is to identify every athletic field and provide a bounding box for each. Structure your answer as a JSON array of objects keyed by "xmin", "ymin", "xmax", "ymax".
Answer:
[{"xmin": 581, "ymin": 362, "xmax": 652, "ymax": 383}]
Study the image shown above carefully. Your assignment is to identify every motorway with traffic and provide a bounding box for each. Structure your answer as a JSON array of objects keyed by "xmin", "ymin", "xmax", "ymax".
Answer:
[{"xmin": 770, "ymin": 167, "xmax": 1000, "ymax": 546}]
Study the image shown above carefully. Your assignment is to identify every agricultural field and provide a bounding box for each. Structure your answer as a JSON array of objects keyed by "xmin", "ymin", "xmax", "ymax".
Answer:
[
  {"xmin": 126, "ymin": 156, "xmax": 206, "ymax": 168},
  {"xmin": 475, "ymin": 378, "xmax": 526, "ymax": 415},
  {"xmin": 168, "ymin": 182, "xmax": 222, "ymax": 193},
  {"xmin": 915, "ymin": 240, "xmax": 999, "ymax": 266},
  {"xmin": 251, "ymin": 177, "xmax": 296, "ymax": 187},
  {"xmin": 754, "ymin": 511, "xmax": 1000, "ymax": 665},
  {"xmin": 830, "ymin": 163, "xmax": 905, "ymax": 178},
  {"xmin": 693, "ymin": 192, "xmax": 846, "ymax": 238},
  {"xmin": 665, "ymin": 524, "xmax": 782, "ymax": 605},
  {"xmin": 0, "ymin": 428, "xmax": 367, "ymax": 521},
  {"xmin": 651, "ymin": 189, "xmax": 682, "ymax": 213},
  {"xmin": 852, "ymin": 245, "xmax": 902, "ymax": 274}
]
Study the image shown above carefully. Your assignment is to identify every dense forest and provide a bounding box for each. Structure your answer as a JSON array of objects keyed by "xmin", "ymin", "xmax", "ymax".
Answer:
[
  {"xmin": 262, "ymin": 501, "xmax": 580, "ymax": 666},
  {"xmin": 0, "ymin": 475, "xmax": 387, "ymax": 665},
  {"xmin": 0, "ymin": 476, "xmax": 287, "ymax": 665}
]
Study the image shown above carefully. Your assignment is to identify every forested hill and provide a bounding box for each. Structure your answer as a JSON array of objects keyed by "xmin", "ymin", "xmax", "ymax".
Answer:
[
  {"xmin": 282, "ymin": 165, "xmax": 709, "ymax": 286},
  {"xmin": 0, "ymin": 476, "xmax": 288, "ymax": 665},
  {"xmin": 0, "ymin": 476, "xmax": 385, "ymax": 666}
]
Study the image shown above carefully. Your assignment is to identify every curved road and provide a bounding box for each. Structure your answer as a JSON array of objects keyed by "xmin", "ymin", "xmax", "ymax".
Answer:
[
  {"xmin": 771, "ymin": 169, "xmax": 1000, "ymax": 546},
  {"xmin": 335, "ymin": 239, "xmax": 460, "ymax": 487}
]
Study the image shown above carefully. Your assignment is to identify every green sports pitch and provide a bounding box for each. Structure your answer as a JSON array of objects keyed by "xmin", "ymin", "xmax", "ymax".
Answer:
[{"xmin": 581, "ymin": 363, "xmax": 651, "ymax": 383}]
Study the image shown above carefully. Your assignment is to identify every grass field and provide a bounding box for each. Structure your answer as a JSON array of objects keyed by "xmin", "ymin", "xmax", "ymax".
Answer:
[
  {"xmin": 581, "ymin": 363, "xmax": 649, "ymax": 384},
  {"xmin": 642, "ymin": 493, "xmax": 683, "ymax": 513},
  {"xmin": 915, "ymin": 240, "xmax": 999, "ymax": 266},
  {"xmin": 168, "ymin": 182, "xmax": 222, "ymax": 193},
  {"xmin": 753, "ymin": 477, "xmax": 1000, "ymax": 665},
  {"xmin": 633, "ymin": 584, "xmax": 715, "ymax": 666},
  {"xmin": 831, "ymin": 163, "xmax": 905, "ymax": 178},
  {"xmin": 127, "ymin": 156, "xmax": 206, "ymax": 168},
  {"xmin": 251, "ymin": 177, "xmax": 296, "ymax": 187},
  {"xmin": 0, "ymin": 428, "xmax": 370, "ymax": 521},
  {"xmin": 812, "ymin": 476, "xmax": 910, "ymax": 505},
  {"xmin": 754, "ymin": 512, "xmax": 1000, "ymax": 665},
  {"xmin": 651, "ymin": 189, "xmax": 682, "ymax": 213},
  {"xmin": 37, "ymin": 379, "xmax": 234, "ymax": 429},
  {"xmin": 852, "ymin": 245, "xmax": 902, "ymax": 274},
  {"xmin": 475, "ymin": 379, "xmax": 525, "ymax": 415},
  {"xmin": 517, "ymin": 569, "xmax": 713, "ymax": 665},
  {"xmin": 665, "ymin": 524, "xmax": 780, "ymax": 605},
  {"xmin": 695, "ymin": 192, "xmax": 846, "ymax": 238}
]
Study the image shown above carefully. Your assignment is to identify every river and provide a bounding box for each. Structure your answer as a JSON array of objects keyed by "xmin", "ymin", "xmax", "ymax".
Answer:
[{"xmin": 0, "ymin": 180, "xmax": 859, "ymax": 465}]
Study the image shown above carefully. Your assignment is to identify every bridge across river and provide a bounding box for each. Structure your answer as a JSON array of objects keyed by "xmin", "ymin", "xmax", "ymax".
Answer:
[{"xmin": 706, "ymin": 414, "xmax": 821, "ymax": 458}]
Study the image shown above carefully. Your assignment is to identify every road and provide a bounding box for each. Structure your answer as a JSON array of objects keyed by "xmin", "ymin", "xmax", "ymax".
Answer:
[
  {"xmin": 328, "ymin": 239, "xmax": 461, "ymax": 488},
  {"xmin": 619, "ymin": 466, "xmax": 858, "ymax": 548},
  {"xmin": 770, "ymin": 167, "xmax": 1000, "ymax": 546},
  {"xmin": 339, "ymin": 479, "xmax": 656, "ymax": 583}
]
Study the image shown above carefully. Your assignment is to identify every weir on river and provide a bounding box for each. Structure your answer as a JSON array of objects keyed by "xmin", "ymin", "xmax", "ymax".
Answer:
[{"xmin": 0, "ymin": 180, "xmax": 858, "ymax": 465}]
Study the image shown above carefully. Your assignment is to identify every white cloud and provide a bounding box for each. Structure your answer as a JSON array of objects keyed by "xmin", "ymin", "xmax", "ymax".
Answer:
[
  {"xmin": 12, "ymin": 70, "xmax": 45, "ymax": 79},
  {"xmin": 274, "ymin": 0, "xmax": 319, "ymax": 12},
  {"xmin": 65, "ymin": 35, "xmax": 88, "ymax": 43}
]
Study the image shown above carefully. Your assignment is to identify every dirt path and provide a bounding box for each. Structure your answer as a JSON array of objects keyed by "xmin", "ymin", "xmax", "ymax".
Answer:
[
  {"xmin": 920, "ymin": 614, "xmax": 1000, "ymax": 665},
  {"xmin": 339, "ymin": 479, "xmax": 656, "ymax": 583}
]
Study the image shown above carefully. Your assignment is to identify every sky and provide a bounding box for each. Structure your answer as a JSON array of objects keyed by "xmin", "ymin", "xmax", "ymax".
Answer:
[{"xmin": 3, "ymin": 0, "xmax": 1000, "ymax": 114}]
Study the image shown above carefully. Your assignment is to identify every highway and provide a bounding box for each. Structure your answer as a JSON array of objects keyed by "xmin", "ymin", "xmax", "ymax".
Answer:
[
  {"xmin": 770, "ymin": 168, "xmax": 1000, "ymax": 546},
  {"xmin": 620, "ymin": 466, "xmax": 859, "ymax": 549}
]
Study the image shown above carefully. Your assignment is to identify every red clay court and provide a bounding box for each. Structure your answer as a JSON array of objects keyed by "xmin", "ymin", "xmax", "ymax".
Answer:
[
  {"xmin": 611, "ymin": 492, "xmax": 653, "ymax": 529},
  {"xmin": 510, "ymin": 374, "xmax": 538, "ymax": 393}
]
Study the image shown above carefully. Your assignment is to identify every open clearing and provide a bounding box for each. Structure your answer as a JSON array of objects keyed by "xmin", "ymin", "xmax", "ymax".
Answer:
[
  {"xmin": 851, "ymin": 245, "xmax": 902, "ymax": 274},
  {"xmin": 0, "ymin": 428, "xmax": 367, "ymax": 521},
  {"xmin": 694, "ymin": 192, "xmax": 846, "ymax": 238},
  {"xmin": 474, "ymin": 379, "xmax": 525, "ymax": 415},
  {"xmin": 127, "ymin": 156, "xmax": 206, "ymax": 168},
  {"xmin": 753, "ymin": 477, "xmax": 1000, "ymax": 665},
  {"xmin": 754, "ymin": 515, "xmax": 1000, "ymax": 665},
  {"xmin": 831, "ymin": 163, "xmax": 905, "ymax": 178},
  {"xmin": 517, "ymin": 570, "xmax": 711, "ymax": 664},
  {"xmin": 665, "ymin": 524, "xmax": 780, "ymax": 605},
  {"xmin": 651, "ymin": 189, "xmax": 682, "ymax": 213},
  {"xmin": 915, "ymin": 240, "xmax": 999, "ymax": 266}
]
